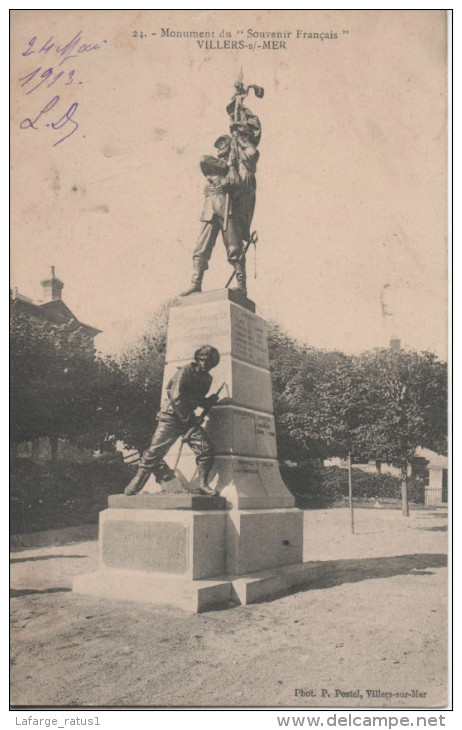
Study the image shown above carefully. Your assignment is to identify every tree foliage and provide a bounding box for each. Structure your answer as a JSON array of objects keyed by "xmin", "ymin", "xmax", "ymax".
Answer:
[
  {"xmin": 11, "ymin": 300, "xmax": 447, "ymax": 488},
  {"xmin": 11, "ymin": 312, "xmax": 96, "ymax": 446},
  {"xmin": 355, "ymin": 348, "xmax": 448, "ymax": 466},
  {"xmin": 111, "ymin": 303, "xmax": 169, "ymax": 452},
  {"xmin": 267, "ymin": 323, "xmax": 447, "ymax": 473},
  {"xmin": 267, "ymin": 323, "xmax": 361, "ymax": 462},
  {"xmin": 10, "ymin": 311, "xmax": 129, "ymax": 451}
]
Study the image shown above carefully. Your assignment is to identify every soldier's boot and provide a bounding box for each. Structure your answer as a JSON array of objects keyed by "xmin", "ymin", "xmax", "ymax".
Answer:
[
  {"xmin": 194, "ymin": 463, "xmax": 216, "ymax": 496},
  {"xmin": 231, "ymin": 259, "xmax": 247, "ymax": 297},
  {"xmin": 124, "ymin": 466, "xmax": 151, "ymax": 495},
  {"xmin": 154, "ymin": 460, "xmax": 176, "ymax": 485},
  {"xmin": 180, "ymin": 261, "xmax": 204, "ymax": 296}
]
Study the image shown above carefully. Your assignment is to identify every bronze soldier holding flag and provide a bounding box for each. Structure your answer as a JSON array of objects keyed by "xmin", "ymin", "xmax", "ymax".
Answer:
[{"xmin": 180, "ymin": 73, "xmax": 263, "ymax": 298}]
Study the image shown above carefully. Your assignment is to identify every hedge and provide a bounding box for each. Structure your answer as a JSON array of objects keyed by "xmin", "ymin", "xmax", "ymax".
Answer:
[
  {"xmin": 10, "ymin": 459, "xmax": 134, "ymax": 534},
  {"xmin": 281, "ymin": 464, "xmax": 425, "ymax": 508},
  {"xmin": 11, "ymin": 460, "xmax": 427, "ymax": 534}
]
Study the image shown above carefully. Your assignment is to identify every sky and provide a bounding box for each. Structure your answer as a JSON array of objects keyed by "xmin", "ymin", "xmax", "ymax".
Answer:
[{"xmin": 10, "ymin": 9, "xmax": 448, "ymax": 359}]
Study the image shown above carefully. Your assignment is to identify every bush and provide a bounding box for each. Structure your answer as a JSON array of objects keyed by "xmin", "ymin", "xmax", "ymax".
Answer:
[
  {"xmin": 280, "ymin": 463, "xmax": 335, "ymax": 508},
  {"xmin": 321, "ymin": 466, "xmax": 401, "ymax": 501},
  {"xmin": 10, "ymin": 459, "xmax": 135, "ymax": 534},
  {"xmin": 281, "ymin": 464, "xmax": 426, "ymax": 508}
]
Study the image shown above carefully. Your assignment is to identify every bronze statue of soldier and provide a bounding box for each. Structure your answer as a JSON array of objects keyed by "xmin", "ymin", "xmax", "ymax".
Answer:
[
  {"xmin": 180, "ymin": 136, "xmax": 248, "ymax": 297},
  {"xmin": 124, "ymin": 345, "xmax": 222, "ymax": 496},
  {"xmin": 180, "ymin": 75, "xmax": 263, "ymax": 298}
]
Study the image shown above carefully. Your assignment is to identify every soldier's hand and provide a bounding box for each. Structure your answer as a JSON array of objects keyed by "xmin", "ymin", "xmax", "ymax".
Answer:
[
  {"xmin": 226, "ymin": 168, "xmax": 240, "ymax": 186},
  {"xmin": 206, "ymin": 393, "xmax": 219, "ymax": 407}
]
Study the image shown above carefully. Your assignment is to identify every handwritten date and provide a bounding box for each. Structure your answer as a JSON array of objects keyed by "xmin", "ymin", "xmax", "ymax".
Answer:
[
  {"xmin": 22, "ymin": 30, "xmax": 105, "ymax": 66},
  {"xmin": 19, "ymin": 66, "xmax": 78, "ymax": 95},
  {"xmin": 17, "ymin": 29, "xmax": 106, "ymax": 147}
]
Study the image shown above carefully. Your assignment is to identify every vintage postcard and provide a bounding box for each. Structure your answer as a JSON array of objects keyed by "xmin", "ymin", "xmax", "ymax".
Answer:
[{"xmin": 10, "ymin": 9, "xmax": 449, "ymax": 714}]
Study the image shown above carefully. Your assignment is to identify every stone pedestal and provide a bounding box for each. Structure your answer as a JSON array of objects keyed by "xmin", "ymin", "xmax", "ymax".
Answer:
[
  {"xmin": 73, "ymin": 290, "xmax": 317, "ymax": 611},
  {"xmin": 162, "ymin": 289, "xmax": 295, "ymax": 510}
]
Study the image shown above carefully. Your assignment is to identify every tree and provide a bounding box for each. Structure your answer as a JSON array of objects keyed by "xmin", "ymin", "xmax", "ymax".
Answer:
[
  {"xmin": 267, "ymin": 323, "xmax": 447, "ymax": 518},
  {"xmin": 356, "ymin": 348, "xmax": 448, "ymax": 516},
  {"xmin": 267, "ymin": 322, "xmax": 354, "ymax": 463},
  {"xmin": 10, "ymin": 311, "xmax": 116, "ymax": 454},
  {"xmin": 268, "ymin": 323, "xmax": 324, "ymax": 462},
  {"xmin": 306, "ymin": 354, "xmax": 374, "ymax": 533}
]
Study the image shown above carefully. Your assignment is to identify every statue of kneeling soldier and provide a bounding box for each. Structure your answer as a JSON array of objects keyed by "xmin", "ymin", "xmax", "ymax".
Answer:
[{"xmin": 124, "ymin": 345, "xmax": 223, "ymax": 497}]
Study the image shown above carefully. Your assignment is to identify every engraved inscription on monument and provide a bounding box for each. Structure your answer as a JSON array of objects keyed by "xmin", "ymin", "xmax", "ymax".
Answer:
[
  {"xmin": 166, "ymin": 300, "xmax": 269, "ymax": 370},
  {"xmin": 166, "ymin": 302, "xmax": 230, "ymax": 363},
  {"xmin": 230, "ymin": 305, "xmax": 269, "ymax": 369},
  {"xmin": 255, "ymin": 414, "xmax": 276, "ymax": 456},
  {"xmin": 232, "ymin": 409, "xmax": 256, "ymax": 454},
  {"xmin": 102, "ymin": 522, "xmax": 189, "ymax": 574},
  {"xmin": 206, "ymin": 407, "xmax": 278, "ymax": 457}
]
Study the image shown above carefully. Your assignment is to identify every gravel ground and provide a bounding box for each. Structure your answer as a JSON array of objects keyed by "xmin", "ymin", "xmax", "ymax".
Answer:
[{"xmin": 10, "ymin": 507, "xmax": 448, "ymax": 709}]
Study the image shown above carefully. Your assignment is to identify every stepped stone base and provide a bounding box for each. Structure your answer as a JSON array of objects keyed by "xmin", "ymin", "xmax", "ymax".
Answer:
[
  {"xmin": 108, "ymin": 494, "xmax": 227, "ymax": 511},
  {"xmin": 73, "ymin": 503, "xmax": 307, "ymax": 611},
  {"xmin": 82, "ymin": 505, "xmax": 303, "ymax": 579},
  {"xmin": 73, "ymin": 560, "xmax": 324, "ymax": 612},
  {"xmin": 225, "ymin": 508, "xmax": 303, "ymax": 575},
  {"xmin": 73, "ymin": 569, "xmax": 233, "ymax": 613}
]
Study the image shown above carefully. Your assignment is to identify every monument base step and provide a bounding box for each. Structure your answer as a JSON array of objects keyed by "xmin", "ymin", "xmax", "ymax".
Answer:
[
  {"xmin": 72, "ymin": 561, "xmax": 324, "ymax": 613},
  {"xmin": 73, "ymin": 569, "xmax": 234, "ymax": 612},
  {"xmin": 108, "ymin": 494, "xmax": 227, "ymax": 510},
  {"xmin": 229, "ymin": 561, "xmax": 324, "ymax": 605}
]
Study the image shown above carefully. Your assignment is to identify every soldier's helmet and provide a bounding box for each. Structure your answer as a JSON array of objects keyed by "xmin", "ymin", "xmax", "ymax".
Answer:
[
  {"xmin": 214, "ymin": 135, "xmax": 232, "ymax": 159},
  {"xmin": 194, "ymin": 345, "xmax": 220, "ymax": 370}
]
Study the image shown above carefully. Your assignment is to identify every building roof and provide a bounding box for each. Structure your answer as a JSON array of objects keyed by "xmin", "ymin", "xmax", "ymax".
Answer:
[
  {"xmin": 10, "ymin": 268, "xmax": 101, "ymax": 339},
  {"xmin": 415, "ymin": 447, "xmax": 448, "ymax": 469}
]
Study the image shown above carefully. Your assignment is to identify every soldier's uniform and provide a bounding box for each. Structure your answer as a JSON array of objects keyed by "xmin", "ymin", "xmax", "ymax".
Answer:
[
  {"xmin": 180, "ymin": 140, "xmax": 248, "ymax": 297},
  {"xmin": 188, "ymin": 153, "xmax": 246, "ymax": 292},
  {"xmin": 124, "ymin": 346, "xmax": 220, "ymax": 496},
  {"xmin": 227, "ymin": 102, "xmax": 261, "ymax": 241},
  {"xmin": 181, "ymin": 101, "xmax": 261, "ymax": 299}
]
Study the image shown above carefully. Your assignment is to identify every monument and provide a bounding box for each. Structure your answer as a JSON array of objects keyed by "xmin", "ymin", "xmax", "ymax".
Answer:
[{"xmin": 73, "ymin": 75, "xmax": 321, "ymax": 611}]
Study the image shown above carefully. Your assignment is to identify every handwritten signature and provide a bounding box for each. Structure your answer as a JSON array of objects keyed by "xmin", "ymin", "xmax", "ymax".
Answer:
[{"xmin": 20, "ymin": 96, "xmax": 79, "ymax": 147}]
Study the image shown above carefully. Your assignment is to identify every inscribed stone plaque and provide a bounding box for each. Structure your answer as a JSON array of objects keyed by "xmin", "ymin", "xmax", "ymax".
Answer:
[
  {"xmin": 206, "ymin": 407, "xmax": 277, "ymax": 457},
  {"xmin": 102, "ymin": 521, "xmax": 188, "ymax": 574},
  {"xmin": 255, "ymin": 414, "xmax": 277, "ymax": 457},
  {"xmin": 230, "ymin": 304, "xmax": 269, "ymax": 369},
  {"xmin": 232, "ymin": 409, "xmax": 257, "ymax": 454},
  {"xmin": 161, "ymin": 356, "xmax": 273, "ymax": 413},
  {"xmin": 231, "ymin": 359, "xmax": 274, "ymax": 412},
  {"xmin": 166, "ymin": 300, "xmax": 231, "ymax": 363},
  {"xmin": 233, "ymin": 458, "xmax": 260, "ymax": 476},
  {"xmin": 257, "ymin": 460, "xmax": 289, "ymax": 498}
]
